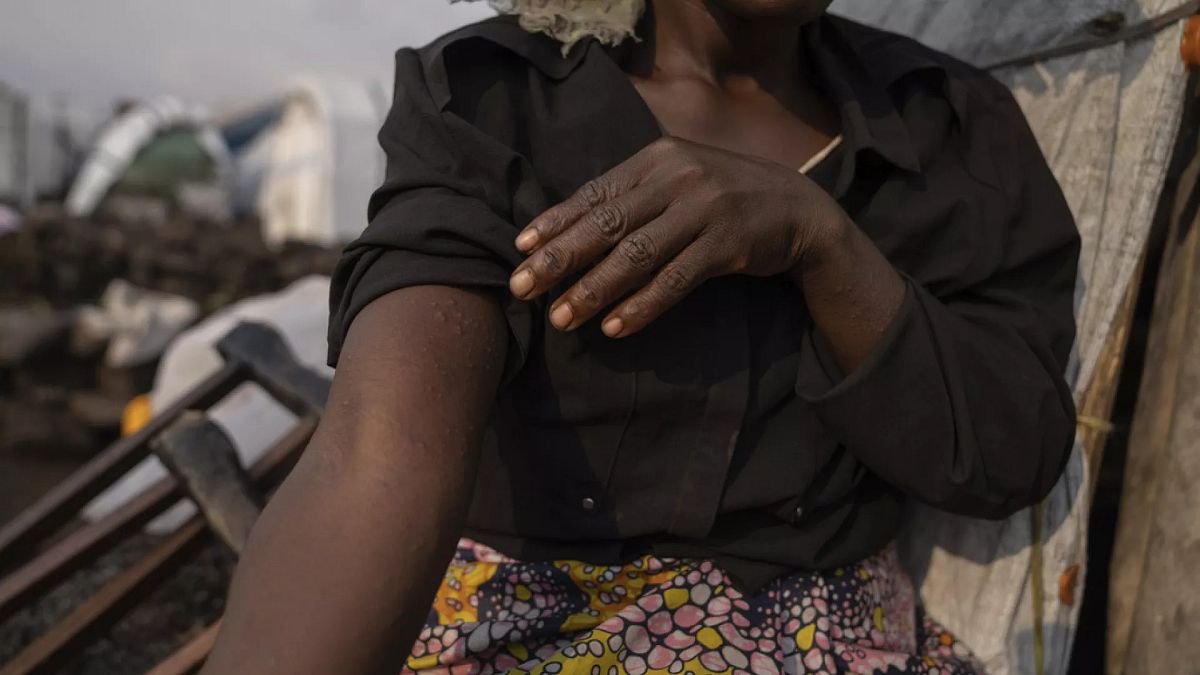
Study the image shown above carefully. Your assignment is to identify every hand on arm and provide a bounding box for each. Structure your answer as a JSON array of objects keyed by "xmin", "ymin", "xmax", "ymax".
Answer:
[
  {"xmin": 202, "ymin": 285, "xmax": 507, "ymax": 675},
  {"xmin": 507, "ymin": 135, "xmax": 903, "ymax": 374},
  {"xmin": 506, "ymin": 132, "xmax": 1076, "ymax": 517}
]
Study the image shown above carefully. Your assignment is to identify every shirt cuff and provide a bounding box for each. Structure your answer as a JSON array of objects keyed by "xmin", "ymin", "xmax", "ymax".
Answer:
[
  {"xmin": 794, "ymin": 278, "xmax": 949, "ymax": 481},
  {"xmin": 795, "ymin": 278, "xmax": 919, "ymax": 406}
]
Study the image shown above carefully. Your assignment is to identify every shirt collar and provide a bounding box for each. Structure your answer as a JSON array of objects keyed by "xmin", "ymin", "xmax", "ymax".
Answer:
[
  {"xmin": 421, "ymin": 16, "xmax": 590, "ymax": 110},
  {"xmin": 435, "ymin": 14, "xmax": 941, "ymax": 194},
  {"xmin": 804, "ymin": 15, "xmax": 937, "ymax": 195},
  {"xmin": 423, "ymin": 16, "xmax": 588, "ymax": 85}
]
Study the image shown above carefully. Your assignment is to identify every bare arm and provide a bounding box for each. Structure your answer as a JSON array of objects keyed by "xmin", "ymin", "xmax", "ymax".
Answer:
[{"xmin": 202, "ymin": 285, "xmax": 507, "ymax": 675}]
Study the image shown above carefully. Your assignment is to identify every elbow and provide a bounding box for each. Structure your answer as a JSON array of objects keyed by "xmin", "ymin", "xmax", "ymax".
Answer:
[
  {"xmin": 1015, "ymin": 398, "xmax": 1078, "ymax": 514},
  {"xmin": 927, "ymin": 480, "xmax": 1042, "ymax": 521},
  {"xmin": 930, "ymin": 472, "xmax": 1061, "ymax": 521},
  {"xmin": 1020, "ymin": 383, "xmax": 1078, "ymax": 508},
  {"xmin": 963, "ymin": 470, "xmax": 1062, "ymax": 521},
  {"xmin": 939, "ymin": 393, "xmax": 1077, "ymax": 520}
]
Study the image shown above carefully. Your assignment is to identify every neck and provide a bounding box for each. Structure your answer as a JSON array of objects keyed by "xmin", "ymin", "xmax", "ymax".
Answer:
[{"xmin": 633, "ymin": 0, "xmax": 806, "ymax": 91}]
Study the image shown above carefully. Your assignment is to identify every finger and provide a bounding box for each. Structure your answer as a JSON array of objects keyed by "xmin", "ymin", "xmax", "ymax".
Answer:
[
  {"xmin": 599, "ymin": 242, "xmax": 717, "ymax": 338},
  {"xmin": 509, "ymin": 184, "xmax": 671, "ymax": 301},
  {"xmin": 549, "ymin": 209, "xmax": 697, "ymax": 330},
  {"xmin": 515, "ymin": 142, "xmax": 666, "ymax": 253}
]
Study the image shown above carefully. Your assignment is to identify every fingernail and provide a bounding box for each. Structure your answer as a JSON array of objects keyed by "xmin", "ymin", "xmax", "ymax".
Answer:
[
  {"xmin": 551, "ymin": 303, "xmax": 574, "ymax": 330},
  {"xmin": 510, "ymin": 270, "xmax": 534, "ymax": 297},
  {"xmin": 516, "ymin": 229, "xmax": 539, "ymax": 251},
  {"xmin": 602, "ymin": 316, "xmax": 624, "ymax": 337}
]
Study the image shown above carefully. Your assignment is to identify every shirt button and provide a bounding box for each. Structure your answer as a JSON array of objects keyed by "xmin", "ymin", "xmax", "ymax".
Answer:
[
  {"xmin": 794, "ymin": 505, "xmax": 805, "ymax": 520},
  {"xmin": 582, "ymin": 497, "xmax": 597, "ymax": 512}
]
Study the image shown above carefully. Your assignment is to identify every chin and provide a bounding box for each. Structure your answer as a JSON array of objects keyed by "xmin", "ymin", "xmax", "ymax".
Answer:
[{"xmin": 709, "ymin": 0, "xmax": 833, "ymax": 21}]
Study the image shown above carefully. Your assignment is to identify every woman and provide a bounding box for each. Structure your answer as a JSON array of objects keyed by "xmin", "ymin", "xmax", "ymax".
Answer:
[{"xmin": 203, "ymin": 1, "xmax": 1079, "ymax": 673}]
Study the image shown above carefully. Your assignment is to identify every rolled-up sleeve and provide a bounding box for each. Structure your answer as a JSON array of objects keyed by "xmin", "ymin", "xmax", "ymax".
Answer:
[
  {"xmin": 797, "ymin": 82, "xmax": 1080, "ymax": 520},
  {"xmin": 327, "ymin": 49, "xmax": 532, "ymax": 379}
]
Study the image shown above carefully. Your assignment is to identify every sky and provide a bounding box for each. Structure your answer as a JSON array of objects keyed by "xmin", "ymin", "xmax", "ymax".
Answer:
[{"xmin": 0, "ymin": 0, "xmax": 494, "ymax": 113}]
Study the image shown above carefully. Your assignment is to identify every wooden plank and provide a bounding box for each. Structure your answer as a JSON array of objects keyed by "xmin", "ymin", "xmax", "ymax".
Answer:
[
  {"xmin": 0, "ymin": 363, "xmax": 242, "ymax": 568},
  {"xmin": 152, "ymin": 414, "xmax": 262, "ymax": 555},
  {"xmin": 0, "ymin": 419, "xmax": 315, "ymax": 675},
  {"xmin": 0, "ymin": 521, "xmax": 209, "ymax": 675},
  {"xmin": 1107, "ymin": 158, "xmax": 1200, "ymax": 675},
  {"xmin": 142, "ymin": 622, "xmax": 220, "ymax": 675},
  {"xmin": 0, "ymin": 472, "xmax": 180, "ymax": 624},
  {"xmin": 1077, "ymin": 255, "xmax": 1144, "ymax": 502},
  {"xmin": 1105, "ymin": 72, "xmax": 1200, "ymax": 675}
]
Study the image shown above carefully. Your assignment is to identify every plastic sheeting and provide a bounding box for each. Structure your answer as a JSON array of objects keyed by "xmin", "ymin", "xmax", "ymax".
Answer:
[
  {"xmin": 82, "ymin": 276, "xmax": 333, "ymax": 533},
  {"xmin": 828, "ymin": 1, "xmax": 1190, "ymax": 673},
  {"xmin": 78, "ymin": 279, "xmax": 201, "ymax": 369}
]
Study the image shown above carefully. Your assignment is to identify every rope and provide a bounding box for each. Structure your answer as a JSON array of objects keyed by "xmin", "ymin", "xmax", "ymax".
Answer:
[
  {"xmin": 984, "ymin": 0, "xmax": 1200, "ymax": 70},
  {"xmin": 1026, "ymin": 414, "xmax": 1115, "ymax": 674},
  {"xmin": 1077, "ymin": 414, "xmax": 1116, "ymax": 433}
]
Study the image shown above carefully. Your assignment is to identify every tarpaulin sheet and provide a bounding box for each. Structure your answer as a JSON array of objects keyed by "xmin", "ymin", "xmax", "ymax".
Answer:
[{"xmin": 829, "ymin": 1, "xmax": 1190, "ymax": 672}]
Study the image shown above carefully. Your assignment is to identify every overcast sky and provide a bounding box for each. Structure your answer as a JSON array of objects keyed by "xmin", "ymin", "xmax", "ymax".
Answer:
[{"xmin": 0, "ymin": 0, "xmax": 493, "ymax": 113}]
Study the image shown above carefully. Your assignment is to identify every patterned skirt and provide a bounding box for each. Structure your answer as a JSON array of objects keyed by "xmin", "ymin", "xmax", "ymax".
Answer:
[{"xmin": 404, "ymin": 539, "xmax": 983, "ymax": 674}]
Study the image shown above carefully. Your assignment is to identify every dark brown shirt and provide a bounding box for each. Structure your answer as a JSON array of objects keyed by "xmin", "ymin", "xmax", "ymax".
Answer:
[{"xmin": 328, "ymin": 13, "xmax": 1079, "ymax": 592}]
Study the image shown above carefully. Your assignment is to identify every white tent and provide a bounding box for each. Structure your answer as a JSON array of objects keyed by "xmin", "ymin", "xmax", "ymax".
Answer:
[
  {"xmin": 255, "ymin": 78, "xmax": 390, "ymax": 249},
  {"xmin": 829, "ymin": 1, "xmax": 1191, "ymax": 673},
  {"xmin": 63, "ymin": 96, "xmax": 232, "ymax": 218}
]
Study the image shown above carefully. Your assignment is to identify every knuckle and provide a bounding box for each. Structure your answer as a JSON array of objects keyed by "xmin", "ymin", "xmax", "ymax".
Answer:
[
  {"xmin": 573, "ymin": 278, "xmax": 601, "ymax": 307},
  {"xmin": 620, "ymin": 232, "xmax": 658, "ymax": 270},
  {"xmin": 540, "ymin": 212, "xmax": 567, "ymax": 235},
  {"xmin": 587, "ymin": 202, "xmax": 628, "ymax": 239},
  {"xmin": 539, "ymin": 245, "xmax": 572, "ymax": 276},
  {"xmin": 576, "ymin": 180, "xmax": 608, "ymax": 208},
  {"xmin": 624, "ymin": 299, "xmax": 650, "ymax": 320},
  {"xmin": 703, "ymin": 220, "xmax": 733, "ymax": 248},
  {"xmin": 661, "ymin": 264, "xmax": 693, "ymax": 294}
]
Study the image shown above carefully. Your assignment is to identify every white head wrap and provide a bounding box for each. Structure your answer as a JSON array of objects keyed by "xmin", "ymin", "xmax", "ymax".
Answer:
[{"xmin": 455, "ymin": 0, "xmax": 646, "ymax": 54}]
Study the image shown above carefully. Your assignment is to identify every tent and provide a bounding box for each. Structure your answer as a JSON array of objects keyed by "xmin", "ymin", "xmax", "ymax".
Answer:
[
  {"xmin": 62, "ymin": 78, "xmax": 389, "ymax": 247},
  {"xmin": 64, "ymin": 96, "xmax": 232, "ymax": 218},
  {"xmin": 214, "ymin": 101, "xmax": 285, "ymax": 218},
  {"xmin": 253, "ymin": 78, "xmax": 390, "ymax": 248},
  {"xmin": 828, "ymin": 1, "xmax": 1192, "ymax": 673}
]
